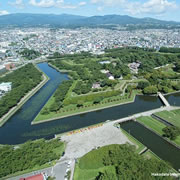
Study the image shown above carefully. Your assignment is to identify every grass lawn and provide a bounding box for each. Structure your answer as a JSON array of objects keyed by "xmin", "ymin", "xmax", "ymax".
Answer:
[
  {"xmin": 61, "ymin": 60, "xmax": 83, "ymax": 67},
  {"xmin": 120, "ymin": 128, "xmax": 145, "ymax": 154},
  {"xmin": 136, "ymin": 116, "xmax": 166, "ymax": 135},
  {"xmin": 65, "ymin": 80, "xmax": 78, "ymax": 98},
  {"xmin": 74, "ymin": 163, "xmax": 116, "ymax": 180},
  {"xmin": 154, "ymin": 110, "xmax": 180, "ymax": 128},
  {"xmin": 136, "ymin": 115, "xmax": 180, "ymax": 147},
  {"xmin": 33, "ymin": 91, "xmax": 137, "ymax": 123},
  {"xmin": 142, "ymin": 150, "xmax": 160, "ymax": 160},
  {"xmin": 62, "ymin": 60, "xmax": 83, "ymax": 66},
  {"xmin": 114, "ymin": 80, "xmax": 125, "ymax": 90},
  {"xmin": 73, "ymin": 144, "xmax": 121, "ymax": 180},
  {"xmin": 174, "ymin": 136, "xmax": 180, "ymax": 147}
]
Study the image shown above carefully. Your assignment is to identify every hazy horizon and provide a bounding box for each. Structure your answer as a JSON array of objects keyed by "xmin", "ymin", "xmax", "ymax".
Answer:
[{"xmin": 0, "ymin": 0, "xmax": 180, "ymax": 22}]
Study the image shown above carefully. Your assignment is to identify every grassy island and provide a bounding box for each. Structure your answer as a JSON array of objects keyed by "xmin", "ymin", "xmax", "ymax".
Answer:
[
  {"xmin": 0, "ymin": 63, "xmax": 46, "ymax": 126},
  {"xmin": 34, "ymin": 47, "xmax": 180, "ymax": 123}
]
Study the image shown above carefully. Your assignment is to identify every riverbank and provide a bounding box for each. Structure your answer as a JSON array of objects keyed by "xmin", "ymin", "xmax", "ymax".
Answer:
[
  {"xmin": 48, "ymin": 63, "xmax": 73, "ymax": 79},
  {"xmin": 32, "ymin": 91, "xmax": 137, "ymax": 125},
  {"xmin": 136, "ymin": 116, "xmax": 180, "ymax": 149},
  {"xmin": 0, "ymin": 66, "xmax": 49, "ymax": 127}
]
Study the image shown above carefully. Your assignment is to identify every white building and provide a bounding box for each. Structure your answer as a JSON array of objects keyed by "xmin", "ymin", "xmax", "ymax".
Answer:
[
  {"xmin": 99, "ymin": 61, "xmax": 111, "ymax": 65},
  {"xmin": 0, "ymin": 82, "xmax": 12, "ymax": 92},
  {"xmin": 101, "ymin": 69, "xmax": 109, "ymax": 74}
]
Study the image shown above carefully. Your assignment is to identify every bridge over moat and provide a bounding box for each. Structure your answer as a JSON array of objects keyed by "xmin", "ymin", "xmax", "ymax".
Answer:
[{"xmin": 158, "ymin": 92, "xmax": 170, "ymax": 107}]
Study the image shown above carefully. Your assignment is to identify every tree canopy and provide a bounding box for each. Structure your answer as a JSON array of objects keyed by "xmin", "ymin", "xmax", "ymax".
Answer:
[
  {"xmin": 0, "ymin": 64, "xmax": 42, "ymax": 118},
  {"xmin": 76, "ymin": 144, "xmax": 173, "ymax": 180},
  {"xmin": 0, "ymin": 139, "xmax": 64, "ymax": 178}
]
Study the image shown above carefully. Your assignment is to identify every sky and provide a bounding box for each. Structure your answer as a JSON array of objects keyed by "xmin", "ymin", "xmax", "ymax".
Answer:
[{"xmin": 0, "ymin": 0, "xmax": 180, "ymax": 21}]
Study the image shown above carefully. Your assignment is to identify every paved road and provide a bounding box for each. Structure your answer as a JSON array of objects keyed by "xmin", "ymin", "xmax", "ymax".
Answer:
[
  {"xmin": 52, "ymin": 161, "xmax": 68, "ymax": 180},
  {"xmin": 113, "ymin": 106, "xmax": 180, "ymax": 124}
]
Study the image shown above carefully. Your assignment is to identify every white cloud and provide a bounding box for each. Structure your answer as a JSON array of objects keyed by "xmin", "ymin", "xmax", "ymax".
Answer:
[
  {"xmin": 9, "ymin": 0, "xmax": 24, "ymax": 8},
  {"xmin": 29, "ymin": 0, "xmax": 86, "ymax": 9},
  {"xmin": 91, "ymin": 0, "xmax": 177, "ymax": 15},
  {"xmin": 29, "ymin": 0, "xmax": 55, "ymax": 8},
  {"xmin": 59, "ymin": 4, "xmax": 77, "ymax": 9},
  {"xmin": 0, "ymin": 10, "xmax": 9, "ymax": 16},
  {"xmin": 79, "ymin": 2, "xmax": 87, "ymax": 6},
  {"xmin": 97, "ymin": 6, "xmax": 103, "ymax": 11},
  {"xmin": 125, "ymin": 0, "xmax": 177, "ymax": 15},
  {"xmin": 91, "ymin": 0, "xmax": 126, "ymax": 6}
]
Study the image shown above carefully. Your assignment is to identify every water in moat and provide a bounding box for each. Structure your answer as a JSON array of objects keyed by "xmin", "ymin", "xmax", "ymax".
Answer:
[
  {"xmin": 0, "ymin": 62, "xmax": 179, "ymax": 146},
  {"xmin": 121, "ymin": 121, "xmax": 180, "ymax": 170}
]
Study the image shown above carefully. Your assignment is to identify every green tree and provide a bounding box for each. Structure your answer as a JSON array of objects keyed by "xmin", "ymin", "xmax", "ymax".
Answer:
[
  {"xmin": 173, "ymin": 82, "xmax": 180, "ymax": 90},
  {"xmin": 93, "ymin": 97, "xmax": 103, "ymax": 104},
  {"xmin": 77, "ymin": 100, "xmax": 84, "ymax": 107},
  {"xmin": 41, "ymin": 107, "xmax": 49, "ymax": 115},
  {"xmin": 174, "ymin": 62, "xmax": 180, "ymax": 73},
  {"xmin": 143, "ymin": 86, "xmax": 158, "ymax": 94},
  {"xmin": 162, "ymin": 126, "xmax": 180, "ymax": 140},
  {"xmin": 137, "ymin": 81, "xmax": 150, "ymax": 89}
]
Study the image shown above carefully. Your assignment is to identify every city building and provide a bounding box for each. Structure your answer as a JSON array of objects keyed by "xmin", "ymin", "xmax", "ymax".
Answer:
[
  {"xmin": 99, "ymin": 61, "xmax": 111, "ymax": 65},
  {"xmin": 0, "ymin": 82, "xmax": 12, "ymax": 92},
  {"xmin": 92, "ymin": 82, "xmax": 101, "ymax": 89},
  {"xmin": 19, "ymin": 173, "xmax": 47, "ymax": 180},
  {"xmin": 106, "ymin": 73, "xmax": 115, "ymax": 80},
  {"xmin": 4, "ymin": 63, "xmax": 15, "ymax": 70}
]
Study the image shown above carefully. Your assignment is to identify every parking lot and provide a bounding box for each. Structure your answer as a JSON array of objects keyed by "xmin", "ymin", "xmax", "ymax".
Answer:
[{"xmin": 61, "ymin": 122, "xmax": 131, "ymax": 159}]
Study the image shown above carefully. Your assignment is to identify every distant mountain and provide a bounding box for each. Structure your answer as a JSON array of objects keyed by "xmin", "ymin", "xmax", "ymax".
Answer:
[
  {"xmin": 0, "ymin": 13, "xmax": 86, "ymax": 27},
  {"xmin": 0, "ymin": 13, "xmax": 179, "ymax": 28}
]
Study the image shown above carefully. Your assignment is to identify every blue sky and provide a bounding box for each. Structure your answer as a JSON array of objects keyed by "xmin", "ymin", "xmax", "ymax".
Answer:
[{"xmin": 0, "ymin": 0, "xmax": 180, "ymax": 21}]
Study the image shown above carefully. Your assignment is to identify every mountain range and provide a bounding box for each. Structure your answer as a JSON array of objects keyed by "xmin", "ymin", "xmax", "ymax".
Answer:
[{"xmin": 0, "ymin": 13, "xmax": 179, "ymax": 28}]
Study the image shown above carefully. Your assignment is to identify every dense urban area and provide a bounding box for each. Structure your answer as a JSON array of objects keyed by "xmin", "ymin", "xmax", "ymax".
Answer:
[{"xmin": 0, "ymin": 28, "xmax": 180, "ymax": 61}]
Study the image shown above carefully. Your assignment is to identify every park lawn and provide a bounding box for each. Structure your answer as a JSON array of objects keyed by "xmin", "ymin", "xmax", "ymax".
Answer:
[
  {"xmin": 136, "ymin": 116, "xmax": 166, "ymax": 135},
  {"xmin": 61, "ymin": 60, "xmax": 83, "ymax": 67},
  {"xmin": 155, "ymin": 110, "xmax": 180, "ymax": 128},
  {"xmin": 62, "ymin": 60, "xmax": 83, "ymax": 66},
  {"xmin": 65, "ymin": 80, "xmax": 78, "ymax": 99},
  {"xmin": 130, "ymin": 78, "xmax": 148, "ymax": 83},
  {"xmin": 142, "ymin": 150, "xmax": 160, "ymax": 160},
  {"xmin": 136, "ymin": 115, "xmax": 180, "ymax": 147},
  {"xmin": 34, "ymin": 91, "xmax": 137, "ymax": 123},
  {"xmin": 74, "ymin": 144, "xmax": 119, "ymax": 180},
  {"xmin": 173, "ymin": 136, "xmax": 180, "ymax": 147},
  {"xmin": 114, "ymin": 80, "xmax": 125, "ymax": 90},
  {"xmin": 158, "ymin": 65, "xmax": 177, "ymax": 76},
  {"xmin": 120, "ymin": 128, "xmax": 145, "ymax": 154},
  {"xmin": 74, "ymin": 163, "xmax": 116, "ymax": 180}
]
